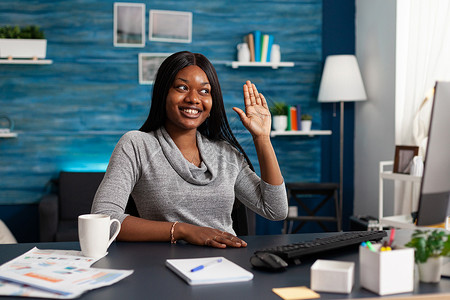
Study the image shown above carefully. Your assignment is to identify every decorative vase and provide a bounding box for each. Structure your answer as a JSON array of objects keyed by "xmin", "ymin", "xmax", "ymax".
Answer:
[
  {"xmin": 272, "ymin": 115, "xmax": 287, "ymax": 132},
  {"xmin": 237, "ymin": 43, "xmax": 250, "ymax": 62},
  {"xmin": 418, "ymin": 256, "xmax": 442, "ymax": 283},
  {"xmin": 0, "ymin": 39, "xmax": 47, "ymax": 59},
  {"xmin": 270, "ymin": 44, "xmax": 280, "ymax": 63},
  {"xmin": 301, "ymin": 120, "xmax": 312, "ymax": 131}
]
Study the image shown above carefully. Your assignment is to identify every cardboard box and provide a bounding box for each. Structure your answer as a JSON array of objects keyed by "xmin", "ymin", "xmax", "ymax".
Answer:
[
  {"xmin": 359, "ymin": 245, "xmax": 414, "ymax": 295},
  {"xmin": 310, "ymin": 259, "xmax": 355, "ymax": 294}
]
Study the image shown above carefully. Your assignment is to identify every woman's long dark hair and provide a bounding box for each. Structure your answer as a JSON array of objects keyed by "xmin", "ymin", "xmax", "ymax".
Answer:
[{"xmin": 139, "ymin": 51, "xmax": 254, "ymax": 171}]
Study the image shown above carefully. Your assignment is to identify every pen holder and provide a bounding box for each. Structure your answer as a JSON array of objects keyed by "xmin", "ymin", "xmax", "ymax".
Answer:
[{"xmin": 359, "ymin": 245, "xmax": 414, "ymax": 295}]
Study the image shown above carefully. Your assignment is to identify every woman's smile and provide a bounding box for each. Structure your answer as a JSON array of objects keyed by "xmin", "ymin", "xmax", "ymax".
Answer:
[{"xmin": 165, "ymin": 65, "xmax": 212, "ymax": 132}]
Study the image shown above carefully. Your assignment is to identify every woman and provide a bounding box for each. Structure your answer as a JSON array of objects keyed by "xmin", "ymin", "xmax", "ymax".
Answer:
[{"xmin": 91, "ymin": 51, "xmax": 287, "ymax": 248}]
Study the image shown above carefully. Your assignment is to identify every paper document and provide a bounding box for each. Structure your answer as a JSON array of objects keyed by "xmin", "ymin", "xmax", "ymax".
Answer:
[
  {"xmin": 0, "ymin": 247, "xmax": 133, "ymax": 298},
  {"xmin": 166, "ymin": 256, "xmax": 253, "ymax": 285}
]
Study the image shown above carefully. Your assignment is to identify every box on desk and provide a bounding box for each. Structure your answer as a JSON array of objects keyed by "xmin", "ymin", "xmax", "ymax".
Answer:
[
  {"xmin": 359, "ymin": 245, "xmax": 414, "ymax": 295},
  {"xmin": 310, "ymin": 259, "xmax": 355, "ymax": 294}
]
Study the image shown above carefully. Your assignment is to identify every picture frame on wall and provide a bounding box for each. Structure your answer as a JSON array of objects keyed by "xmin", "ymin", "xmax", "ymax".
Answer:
[
  {"xmin": 139, "ymin": 53, "xmax": 171, "ymax": 85},
  {"xmin": 393, "ymin": 145, "xmax": 419, "ymax": 174},
  {"xmin": 114, "ymin": 2, "xmax": 146, "ymax": 47},
  {"xmin": 149, "ymin": 10, "xmax": 192, "ymax": 43}
]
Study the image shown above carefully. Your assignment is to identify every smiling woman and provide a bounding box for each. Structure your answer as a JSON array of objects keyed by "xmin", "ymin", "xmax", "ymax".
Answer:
[
  {"xmin": 165, "ymin": 65, "xmax": 213, "ymax": 138},
  {"xmin": 91, "ymin": 51, "xmax": 288, "ymax": 248}
]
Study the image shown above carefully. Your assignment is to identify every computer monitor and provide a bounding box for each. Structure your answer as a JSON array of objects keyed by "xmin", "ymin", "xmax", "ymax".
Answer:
[{"xmin": 416, "ymin": 81, "xmax": 450, "ymax": 226}]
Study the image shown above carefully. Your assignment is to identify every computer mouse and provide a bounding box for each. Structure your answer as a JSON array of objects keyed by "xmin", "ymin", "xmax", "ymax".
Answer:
[{"xmin": 250, "ymin": 252, "xmax": 288, "ymax": 272}]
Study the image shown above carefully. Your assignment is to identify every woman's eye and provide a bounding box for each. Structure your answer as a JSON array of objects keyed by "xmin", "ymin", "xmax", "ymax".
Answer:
[
  {"xmin": 200, "ymin": 88, "xmax": 210, "ymax": 95},
  {"xmin": 176, "ymin": 85, "xmax": 187, "ymax": 91}
]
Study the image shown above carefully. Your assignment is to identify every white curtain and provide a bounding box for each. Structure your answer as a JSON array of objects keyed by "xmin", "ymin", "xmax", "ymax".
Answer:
[{"xmin": 395, "ymin": 0, "xmax": 450, "ymax": 215}]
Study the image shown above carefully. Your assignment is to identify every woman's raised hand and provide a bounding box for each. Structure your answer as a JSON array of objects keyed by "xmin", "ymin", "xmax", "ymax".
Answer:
[{"xmin": 233, "ymin": 80, "xmax": 271, "ymax": 139}]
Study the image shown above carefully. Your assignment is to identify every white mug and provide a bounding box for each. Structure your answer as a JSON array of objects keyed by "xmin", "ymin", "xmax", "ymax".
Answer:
[{"xmin": 78, "ymin": 214, "xmax": 121, "ymax": 258}]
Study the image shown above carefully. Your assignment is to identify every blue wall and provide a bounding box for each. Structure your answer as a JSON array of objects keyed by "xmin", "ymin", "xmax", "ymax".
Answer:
[
  {"xmin": 0, "ymin": 0, "xmax": 355, "ymax": 241},
  {"xmin": 321, "ymin": 0, "xmax": 356, "ymax": 232}
]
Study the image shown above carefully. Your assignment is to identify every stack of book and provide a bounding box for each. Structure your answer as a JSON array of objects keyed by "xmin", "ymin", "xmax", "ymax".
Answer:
[{"xmin": 244, "ymin": 31, "xmax": 275, "ymax": 63}]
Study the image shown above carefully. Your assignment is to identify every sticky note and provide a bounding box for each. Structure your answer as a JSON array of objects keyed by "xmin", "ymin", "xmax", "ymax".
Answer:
[{"xmin": 272, "ymin": 286, "xmax": 320, "ymax": 300}]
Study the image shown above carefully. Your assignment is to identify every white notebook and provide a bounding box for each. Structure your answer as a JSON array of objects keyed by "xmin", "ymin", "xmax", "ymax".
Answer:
[{"xmin": 165, "ymin": 256, "xmax": 253, "ymax": 285}]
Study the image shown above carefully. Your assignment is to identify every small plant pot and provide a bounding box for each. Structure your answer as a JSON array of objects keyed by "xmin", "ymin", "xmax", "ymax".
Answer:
[
  {"xmin": 418, "ymin": 256, "xmax": 442, "ymax": 283},
  {"xmin": 0, "ymin": 39, "xmax": 47, "ymax": 59},
  {"xmin": 273, "ymin": 115, "xmax": 287, "ymax": 131},
  {"xmin": 301, "ymin": 120, "xmax": 312, "ymax": 131}
]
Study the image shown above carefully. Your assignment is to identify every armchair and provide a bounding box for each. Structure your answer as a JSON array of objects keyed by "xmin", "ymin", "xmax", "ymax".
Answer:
[{"xmin": 39, "ymin": 171, "xmax": 105, "ymax": 242}]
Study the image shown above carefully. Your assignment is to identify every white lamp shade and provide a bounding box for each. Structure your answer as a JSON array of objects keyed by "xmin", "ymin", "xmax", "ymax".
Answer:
[{"xmin": 318, "ymin": 55, "xmax": 367, "ymax": 102}]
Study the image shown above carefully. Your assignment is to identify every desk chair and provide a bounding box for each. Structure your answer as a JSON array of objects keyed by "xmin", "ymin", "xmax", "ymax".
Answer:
[
  {"xmin": 232, "ymin": 200, "xmax": 249, "ymax": 236},
  {"xmin": 126, "ymin": 198, "xmax": 249, "ymax": 236},
  {"xmin": 283, "ymin": 182, "xmax": 341, "ymax": 233}
]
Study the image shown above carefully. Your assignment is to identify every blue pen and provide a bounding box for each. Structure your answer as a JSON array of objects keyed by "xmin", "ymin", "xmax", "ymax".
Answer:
[{"xmin": 190, "ymin": 258, "xmax": 223, "ymax": 272}]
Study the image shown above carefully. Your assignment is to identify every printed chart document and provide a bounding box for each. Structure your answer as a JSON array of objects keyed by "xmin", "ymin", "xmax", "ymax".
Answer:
[
  {"xmin": 166, "ymin": 256, "xmax": 253, "ymax": 285},
  {"xmin": 0, "ymin": 247, "xmax": 133, "ymax": 298}
]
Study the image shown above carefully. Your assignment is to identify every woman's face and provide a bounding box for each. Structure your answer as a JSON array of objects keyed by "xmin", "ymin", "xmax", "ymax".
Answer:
[{"xmin": 165, "ymin": 65, "xmax": 213, "ymax": 133}]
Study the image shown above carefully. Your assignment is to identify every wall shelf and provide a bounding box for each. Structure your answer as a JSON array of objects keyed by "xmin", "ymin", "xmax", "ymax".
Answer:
[
  {"xmin": 378, "ymin": 160, "xmax": 422, "ymax": 230},
  {"xmin": 226, "ymin": 61, "xmax": 294, "ymax": 69},
  {"xmin": 380, "ymin": 170, "xmax": 422, "ymax": 183},
  {"xmin": 270, "ymin": 130, "xmax": 332, "ymax": 137},
  {"xmin": 0, "ymin": 132, "xmax": 18, "ymax": 138},
  {"xmin": 0, "ymin": 59, "xmax": 53, "ymax": 65}
]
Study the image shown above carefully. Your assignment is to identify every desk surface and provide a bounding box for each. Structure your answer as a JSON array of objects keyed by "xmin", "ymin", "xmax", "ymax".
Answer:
[{"xmin": 1, "ymin": 231, "xmax": 450, "ymax": 300}]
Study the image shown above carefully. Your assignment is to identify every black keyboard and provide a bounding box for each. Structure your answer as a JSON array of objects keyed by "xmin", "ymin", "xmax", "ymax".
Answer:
[{"xmin": 255, "ymin": 230, "xmax": 387, "ymax": 262}]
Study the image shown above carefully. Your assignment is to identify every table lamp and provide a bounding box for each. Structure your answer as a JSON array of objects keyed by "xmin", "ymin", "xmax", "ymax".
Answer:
[{"xmin": 318, "ymin": 55, "xmax": 367, "ymax": 225}]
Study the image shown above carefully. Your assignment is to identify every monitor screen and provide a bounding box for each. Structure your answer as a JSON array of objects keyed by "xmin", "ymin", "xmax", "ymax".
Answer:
[{"xmin": 416, "ymin": 81, "xmax": 450, "ymax": 226}]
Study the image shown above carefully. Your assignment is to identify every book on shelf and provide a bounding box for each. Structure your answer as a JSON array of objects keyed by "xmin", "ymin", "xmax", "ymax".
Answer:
[
  {"xmin": 296, "ymin": 104, "xmax": 302, "ymax": 130},
  {"xmin": 261, "ymin": 34, "xmax": 270, "ymax": 62},
  {"xmin": 287, "ymin": 106, "xmax": 292, "ymax": 131},
  {"xmin": 253, "ymin": 31, "xmax": 261, "ymax": 62},
  {"xmin": 245, "ymin": 33, "xmax": 255, "ymax": 62},
  {"xmin": 289, "ymin": 106, "xmax": 298, "ymax": 131}
]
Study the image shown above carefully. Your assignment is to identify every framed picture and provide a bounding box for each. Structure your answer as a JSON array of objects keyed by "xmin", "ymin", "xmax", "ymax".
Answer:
[
  {"xmin": 114, "ymin": 3, "xmax": 146, "ymax": 47},
  {"xmin": 139, "ymin": 53, "xmax": 171, "ymax": 85},
  {"xmin": 393, "ymin": 145, "xmax": 419, "ymax": 174},
  {"xmin": 149, "ymin": 10, "xmax": 192, "ymax": 43}
]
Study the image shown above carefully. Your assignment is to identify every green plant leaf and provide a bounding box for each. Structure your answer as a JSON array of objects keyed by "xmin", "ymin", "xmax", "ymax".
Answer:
[
  {"xmin": 269, "ymin": 102, "xmax": 288, "ymax": 116},
  {"xmin": 442, "ymin": 237, "xmax": 450, "ymax": 256},
  {"xmin": 0, "ymin": 25, "xmax": 45, "ymax": 39},
  {"xmin": 406, "ymin": 229, "xmax": 450, "ymax": 263},
  {"xmin": 301, "ymin": 114, "xmax": 312, "ymax": 121}
]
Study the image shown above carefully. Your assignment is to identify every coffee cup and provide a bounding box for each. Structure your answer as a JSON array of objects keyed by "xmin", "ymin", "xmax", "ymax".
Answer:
[{"xmin": 78, "ymin": 214, "xmax": 121, "ymax": 258}]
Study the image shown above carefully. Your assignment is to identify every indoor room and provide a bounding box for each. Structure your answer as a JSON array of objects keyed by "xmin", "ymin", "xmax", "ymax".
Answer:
[{"xmin": 1, "ymin": 0, "xmax": 450, "ymax": 299}]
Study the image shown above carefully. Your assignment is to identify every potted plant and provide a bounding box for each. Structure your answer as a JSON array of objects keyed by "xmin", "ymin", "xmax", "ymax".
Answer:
[
  {"xmin": 270, "ymin": 102, "xmax": 288, "ymax": 132},
  {"xmin": 300, "ymin": 114, "xmax": 312, "ymax": 131},
  {"xmin": 405, "ymin": 229, "xmax": 450, "ymax": 283},
  {"xmin": 0, "ymin": 25, "xmax": 47, "ymax": 59}
]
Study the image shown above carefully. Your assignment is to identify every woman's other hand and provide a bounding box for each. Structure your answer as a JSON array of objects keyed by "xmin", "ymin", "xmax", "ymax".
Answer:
[
  {"xmin": 232, "ymin": 80, "xmax": 271, "ymax": 139},
  {"xmin": 175, "ymin": 223, "xmax": 247, "ymax": 248}
]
